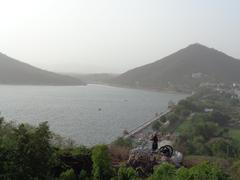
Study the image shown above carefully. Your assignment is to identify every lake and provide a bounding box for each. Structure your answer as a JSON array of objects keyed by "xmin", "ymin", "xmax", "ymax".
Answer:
[{"xmin": 0, "ymin": 84, "xmax": 187, "ymax": 146}]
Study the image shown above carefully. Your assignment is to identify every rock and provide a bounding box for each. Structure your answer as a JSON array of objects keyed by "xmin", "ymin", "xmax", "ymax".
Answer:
[
  {"xmin": 171, "ymin": 151, "xmax": 183, "ymax": 167},
  {"xmin": 127, "ymin": 147, "xmax": 157, "ymax": 176},
  {"xmin": 127, "ymin": 145, "xmax": 183, "ymax": 176}
]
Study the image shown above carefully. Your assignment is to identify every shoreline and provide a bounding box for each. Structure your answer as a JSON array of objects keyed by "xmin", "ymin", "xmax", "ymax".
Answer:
[
  {"xmin": 123, "ymin": 109, "xmax": 171, "ymax": 139},
  {"xmin": 87, "ymin": 83, "xmax": 190, "ymax": 96},
  {"xmin": 0, "ymin": 84, "xmax": 188, "ymax": 147}
]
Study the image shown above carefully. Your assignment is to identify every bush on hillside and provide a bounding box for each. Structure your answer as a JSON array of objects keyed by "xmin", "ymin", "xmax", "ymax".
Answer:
[
  {"xmin": 112, "ymin": 137, "xmax": 133, "ymax": 148},
  {"xmin": 92, "ymin": 145, "xmax": 113, "ymax": 180},
  {"xmin": 60, "ymin": 169, "xmax": 77, "ymax": 180},
  {"xmin": 230, "ymin": 160, "xmax": 240, "ymax": 180},
  {"xmin": 152, "ymin": 121, "xmax": 161, "ymax": 131},
  {"xmin": 148, "ymin": 163, "xmax": 176, "ymax": 180},
  {"xmin": 117, "ymin": 167, "xmax": 138, "ymax": 180}
]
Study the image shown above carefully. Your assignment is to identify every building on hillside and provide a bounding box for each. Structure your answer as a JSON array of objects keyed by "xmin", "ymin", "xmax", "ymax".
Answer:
[
  {"xmin": 204, "ymin": 108, "xmax": 214, "ymax": 113},
  {"xmin": 192, "ymin": 72, "xmax": 203, "ymax": 79}
]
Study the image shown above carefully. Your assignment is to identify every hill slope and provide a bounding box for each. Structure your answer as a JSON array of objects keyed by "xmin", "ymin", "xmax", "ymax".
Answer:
[
  {"xmin": 112, "ymin": 44, "xmax": 240, "ymax": 91},
  {"xmin": 66, "ymin": 73, "xmax": 118, "ymax": 84},
  {"xmin": 0, "ymin": 53, "xmax": 85, "ymax": 85}
]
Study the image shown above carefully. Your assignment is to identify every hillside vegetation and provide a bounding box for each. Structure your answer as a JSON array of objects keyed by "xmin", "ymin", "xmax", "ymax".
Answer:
[{"xmin": 112, "ymin": 44, "xmax": 240, "ymax": 92}]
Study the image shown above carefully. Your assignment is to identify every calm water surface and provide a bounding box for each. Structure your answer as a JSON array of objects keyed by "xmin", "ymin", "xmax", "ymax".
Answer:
[{"xmin": 0, "ymin": 84, "xmax": 187, "ymax": 146}]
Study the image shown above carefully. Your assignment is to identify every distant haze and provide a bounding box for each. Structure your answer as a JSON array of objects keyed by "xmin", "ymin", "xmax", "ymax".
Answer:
[{"xmin": 0, "ymin": 0, "xmax": 239, "ymax": 73}]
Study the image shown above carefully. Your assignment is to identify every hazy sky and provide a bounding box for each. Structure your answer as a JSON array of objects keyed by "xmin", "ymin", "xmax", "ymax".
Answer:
[{"xmin": 0, "ymin": 0, "xmax": 239, "ymax": 73}]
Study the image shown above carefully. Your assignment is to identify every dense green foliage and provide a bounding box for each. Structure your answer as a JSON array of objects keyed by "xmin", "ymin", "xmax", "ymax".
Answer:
[
  {"xmin": 149, "ymin": 162, "xmax": 230, "ymax": 180},
  {"xmin": 188, "ymin": 162, "xmax": 229, "ymax": 180},
  {"xmin": 175, "ymin": 167, "xmax": 190, "ymax": 180},
  {"xmin": 117, "ymin": 167, "xmax": 138, "ymax": 180},
  {"xmin": 0, "ymin": 120, "xmax": 54, "ymax": 179},
  {"xmin": 172, "ymin": 89, "xmax": 240, "ymax": 158},
  {"xmin": 175, "ymin": 113, "xmax": 239, "ymax": 157},
  {"xmin": 149, "ymin": 163, "xmax": 176, "ymax": 180},
  {"xmin": 0, "ymin": 117, "xmax": 93, "ymax": 179},
  {"xmin": 230, "ymin": 160, "xmax": 240, "ymax": 180},
  {"xmin": 60, "ymin": 169, "xmax": 77, "ymax": 180},
  {"xmin": 152, "ymin": 120, "xmax": 161, "ymax": 131},
  {"xmin": 92, "ymin": 145, "xmax": 113, "ymax": 180}
]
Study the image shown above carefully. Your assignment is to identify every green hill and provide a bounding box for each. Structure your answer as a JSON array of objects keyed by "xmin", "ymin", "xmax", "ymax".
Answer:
[{"xmin": 112, "ymin": 43, "xmax": 240, "ymax": 92}]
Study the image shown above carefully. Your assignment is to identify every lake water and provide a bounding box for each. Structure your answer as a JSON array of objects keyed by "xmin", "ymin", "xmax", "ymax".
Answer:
[{"xmin": 0, "ymin": 84, "xmax": 187, "ymax": 146}]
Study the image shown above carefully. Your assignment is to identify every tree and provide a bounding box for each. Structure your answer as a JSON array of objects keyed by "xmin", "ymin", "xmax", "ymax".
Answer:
[
  {"xmin": 152, "ymin": 121, "xmax": 161, "ymax": 131},
  {"xmin": 31, "ymin": 122, "xmax": 54, "ymax": 177},
  {"xmin": 79, "ymin": 169, "xmax": 88, "ymax": 179},
  {"xmin": 60, "ymin": 169, "xmax": 77, "ymax": 180},
  {"xmin": 0, "ymin": 119, "xmax": 17, "ymax": 175},
  {"xmin": 149, "ymin": 163, "xmax": 176, "ymax": 180},
  {"xmin": 208, "ymin": 138, "xmax": 231, "ymax": 158},
  {"xmin": 112, "ymin": 137, "xmax": 133, "ymax": 148},
  {"xmin": 13, "ymin": 122, "xmax": 53, "ymax": 179},
  {"xmin": 92, "ymin": 145, "xmax": 112, "ymax": 180},
  {"xmin": 188, "ymin": 162, "xmax": 229, "ymax": 180},
  {"xmin": 160, "ymin": 115, "xmax": 167, "ymax": 123},
  {"xmin": 175, "ymin": 167, "xmax": 190, "ymax": 180},
  {"xmin": 117, "ymin": 167, "xmax": 138, "ymax": 180},
  {"xmin": 167, "ymin": 113, "xmax": 179, "ymax": 123},
  {"xmin": 210, "ymin": 111, "xmax": 230, "ymax": 126},
  {"xmin": 180, "ymin": 109, "xmax": 191, "ymax": 117},
  {"xmin": 178, "ymin": 99, "xmax": 200, "ymax": 112},
  {"xmin": 230, "ymin": 160, "xmax": 240, "ymax": 180}
]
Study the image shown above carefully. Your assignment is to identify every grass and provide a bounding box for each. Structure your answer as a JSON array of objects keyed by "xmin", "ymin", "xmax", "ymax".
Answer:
[
  {"xmin": 175, "ymin": 118, "xmax": 191, "ymax": 133},
  {"xmin": 229, "ymin": 129, "xmax": 240, "ymax": 139},
  {"xmin": 229, "ymin": 129, "xmax": 240, "ymax": 142},
  {"xmin": 183, "ymin": 155, "xmax": 232, "ymax": 170}
]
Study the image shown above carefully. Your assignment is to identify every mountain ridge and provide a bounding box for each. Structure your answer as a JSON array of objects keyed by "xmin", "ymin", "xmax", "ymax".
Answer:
[
  {"xmin": 0, "ymin": 52, "xmax": 85, "ymax": 86},
  {"xmin": 111, "ymin": 43, "xmax": 240, "ymax": 92}
]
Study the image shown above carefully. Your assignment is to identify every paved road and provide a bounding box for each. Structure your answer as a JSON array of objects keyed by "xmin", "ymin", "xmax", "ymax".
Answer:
[{"xmin": 124, "ymin": 110, "xmax": 170, "ymax": 138}]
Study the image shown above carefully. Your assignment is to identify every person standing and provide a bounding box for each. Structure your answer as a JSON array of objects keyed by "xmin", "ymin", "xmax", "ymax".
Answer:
[{"xmin": 151, "ymin": 133, "xmax": 158, "ymax": 152}]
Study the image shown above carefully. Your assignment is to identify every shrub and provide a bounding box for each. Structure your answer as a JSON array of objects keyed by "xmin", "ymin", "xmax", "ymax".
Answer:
[
  {"xmin": 230, "ymin": 160, "xmax": 240, "ymax": 180},
  {"xmin": 109, "ymin": 145, "xmax": 130, "ymax": 162},
  {"xmin": 188, "ymin": 162, "xmax": 229, "ymax": 180},
  {"xmin": 166, "ymin": 113, "xmax": 179, "ymax": 123},
  {"xmin": 79, "ymin": 169, "xmax": 88, "ymax": 179},
  {"xmin": 149, "ymin": 162, "xmax": 230, "ymax": 180},
  {"xmin": 60, "ymin": 169, "xmax": 77, "ymax": 180},
  {"xmin": 180, "ymin": 109, "xmax": 191, "ymax": 117},
  {"xmin": 71, "ymin": 145, "xmax": 91, "ymax": 156},
  {"xmin": 117, "ymin": 167, "xmax": 138, "ymax": 180},
  {"xmin": 92, "ymin": 145, "xmax": 112, "ymax": 180},
  {"xmin": 175, "ymin": 167, "xmax": 190, "ymax": 180},
  {"xmin": 13, "ymin": 122, "xmax": 54, "ymax": 179},
  {"xmin": 160, "ymin": 116, "xmax": 167, "ymax": 123},
  {"xmin": 112, "ymin": 137, "xmax": 133, "ymax": 148},
  {"xmin": 148, "ymin": 163, "xmax": 176, "ymax": 180},
  {"xmin": 208, "ymin": 138, "xmax": 232, "ymax": 158},
  {"xmin": 152, "ymin": 121, "xmax": 161, "ymax": 131}
]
